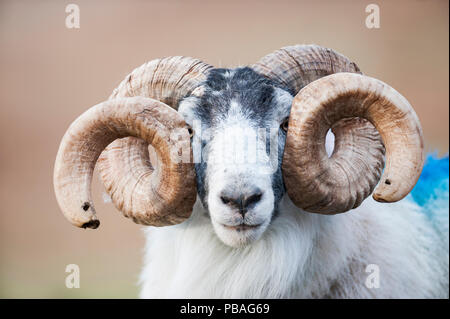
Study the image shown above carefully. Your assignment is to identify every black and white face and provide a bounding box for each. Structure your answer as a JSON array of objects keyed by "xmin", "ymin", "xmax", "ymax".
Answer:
[{"xmin": 179, "ymin": 68, "xmax": 294, "ymax": 247}]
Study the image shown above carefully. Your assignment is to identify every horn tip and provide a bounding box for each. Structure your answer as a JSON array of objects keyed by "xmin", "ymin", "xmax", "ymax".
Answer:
[
  {"xmin": 81, "ymin": 219, "xmax": 100, "ymax": 229},
  {"xmin": 372, "ymin": 193, "xmax": 389, "ymax": 203}
]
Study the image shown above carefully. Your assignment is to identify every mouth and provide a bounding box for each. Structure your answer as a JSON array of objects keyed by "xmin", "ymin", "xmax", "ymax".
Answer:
[{"xmin": 221, "ymin": 223, "xmax": 262, "ymax": 232}]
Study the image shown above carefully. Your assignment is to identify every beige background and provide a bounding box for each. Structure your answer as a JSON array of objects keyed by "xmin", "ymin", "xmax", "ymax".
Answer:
[{"xmin": 0, "ymin": 0, "xmax": 448, "ymax": 298}]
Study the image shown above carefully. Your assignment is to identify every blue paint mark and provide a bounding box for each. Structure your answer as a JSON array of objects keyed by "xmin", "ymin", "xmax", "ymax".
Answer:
[{"xmin": 411, "ymin": 153, "xmax": 449, "ymax": 207}]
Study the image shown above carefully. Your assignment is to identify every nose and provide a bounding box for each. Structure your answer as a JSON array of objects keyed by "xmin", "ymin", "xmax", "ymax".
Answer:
[{"xmin": 219, "ymin": 187, "xmax": 263, "ymax": 216}]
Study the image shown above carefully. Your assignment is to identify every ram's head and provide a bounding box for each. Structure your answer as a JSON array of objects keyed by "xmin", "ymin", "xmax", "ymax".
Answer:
[{"xmin": 54, "ymin": 45, "xmax": 424, "ymax": 247}]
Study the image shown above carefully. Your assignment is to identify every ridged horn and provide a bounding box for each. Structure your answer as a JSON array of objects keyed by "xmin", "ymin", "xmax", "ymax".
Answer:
[
  {"xmin": 253, "ymin": 45, "xmax": 421, "ymax": 213},
  {"xmin": 96, "ymin": 57, "xmax": 212, "ymax": 225},
  {"xmin": 54, "ymin": 97, "xmax": 196, "ymax": 228},
  {"xmin": 252, "ymin": 44, "xmax": 361, "ymax": 94},
  {"xmin": 283, "ymin": 73, "xmax": 424, "ymax": 213}
]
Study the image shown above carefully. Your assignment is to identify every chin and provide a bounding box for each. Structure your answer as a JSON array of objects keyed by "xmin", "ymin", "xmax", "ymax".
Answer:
[{"xmin": 211, "ymin": 218, "xmax": 270, "ymax": 248}]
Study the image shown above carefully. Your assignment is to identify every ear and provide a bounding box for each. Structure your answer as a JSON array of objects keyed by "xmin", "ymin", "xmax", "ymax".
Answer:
[
  {"xmin": 178, "ymin": 96, "xmax": 200, "ymax": 126},
  {"xmin": 272, "ymin": 87, "xmax": 293, "ymax": 123}
]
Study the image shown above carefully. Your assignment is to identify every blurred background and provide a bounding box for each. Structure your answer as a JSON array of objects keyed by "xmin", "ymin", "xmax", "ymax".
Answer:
[{"xmin": 0, "ymin": 0, "xmax": 448, "ymax": 298}]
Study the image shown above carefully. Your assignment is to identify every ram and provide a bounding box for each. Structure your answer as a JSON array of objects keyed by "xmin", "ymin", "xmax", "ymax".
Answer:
[{"xmin": 54, "ymin": 45, "xmax": 449, "ymax": 298}]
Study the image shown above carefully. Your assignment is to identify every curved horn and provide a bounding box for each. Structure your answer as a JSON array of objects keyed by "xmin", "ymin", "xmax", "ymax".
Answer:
[
  {"xmin": 98, "ymin": 57, "xmax": 212, "ymax": 224},
  {"xmin": 252, "ymin": 44, "xmax": 361, "ymax": 94},
  {"xmin": 54, "ymin": 97, "xmax": 196, "ymax": 228},
  {"xmin": 109, "ymin": 56, "xmax": 212, "ymax": 104},
  {"xmin": 252, "ymin": 45, "xmax": 386, "ymax": 213},
  {"xmin": 283, "ymin": 73, "xmax": 424, "ymax": 213}
]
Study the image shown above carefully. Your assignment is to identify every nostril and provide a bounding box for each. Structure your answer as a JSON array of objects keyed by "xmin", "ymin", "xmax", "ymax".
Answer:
[
  {"xmin": 219, "ymin": 188, "xmax": 263, "ymax": 211},
  {"xmin": 245, "ymin": 192, "xmax": 263, "ymax": 206},
  {"xmin": 220, "ymin": 195, "xmax": 232, "ymax": 205}
]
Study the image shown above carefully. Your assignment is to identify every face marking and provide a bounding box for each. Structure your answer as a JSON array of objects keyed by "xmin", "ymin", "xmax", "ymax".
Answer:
[{"xmin": 179, "ymin": 67, "xmax": 294, "ymax": 247}]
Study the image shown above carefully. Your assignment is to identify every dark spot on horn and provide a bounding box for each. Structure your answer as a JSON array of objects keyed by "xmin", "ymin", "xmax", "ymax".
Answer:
[{"xmin": 81, "ymin": 219, "xmax": 100, "ymax": 229}]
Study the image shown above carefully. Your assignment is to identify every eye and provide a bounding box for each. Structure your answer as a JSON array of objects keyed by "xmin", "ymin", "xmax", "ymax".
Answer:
[
  {"xmin": 187, "ymin": 125, "xmax": 194, "ymax": 138},
  {"xmin": 281, "ymin": 118, "xmax": 289, "ymax": 132}
]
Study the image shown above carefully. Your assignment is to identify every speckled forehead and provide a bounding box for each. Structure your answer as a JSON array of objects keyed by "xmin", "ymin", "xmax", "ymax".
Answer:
[{"xmin": 178, "ymin": 67, "xmax": 293, "ymax": 130}]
